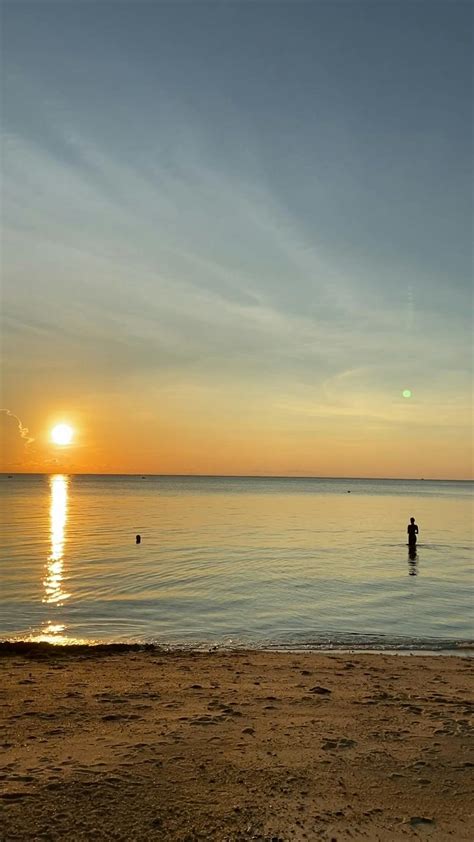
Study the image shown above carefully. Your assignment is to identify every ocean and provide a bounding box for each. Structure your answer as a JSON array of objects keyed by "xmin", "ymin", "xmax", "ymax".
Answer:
[{"xmin": 1, "ymin": 474, "xmax": 472, "ymax": 651}]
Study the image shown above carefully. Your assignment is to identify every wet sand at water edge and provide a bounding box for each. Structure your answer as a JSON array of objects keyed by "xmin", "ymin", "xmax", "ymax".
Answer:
[{"xmin": 0, "ymin": 644, "xmax": 472, "ymax": 841}]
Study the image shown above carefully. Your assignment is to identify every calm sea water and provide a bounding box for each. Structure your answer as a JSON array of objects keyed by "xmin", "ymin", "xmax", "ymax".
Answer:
[{"xmin": 1, "ymin": 475, "xmax": 472, "ymax": 651}]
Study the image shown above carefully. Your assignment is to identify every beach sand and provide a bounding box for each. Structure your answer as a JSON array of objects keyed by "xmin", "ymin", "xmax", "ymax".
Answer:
[{"xmin": 0, "ymin": 645, "xmax": 472, "ymax": 841}]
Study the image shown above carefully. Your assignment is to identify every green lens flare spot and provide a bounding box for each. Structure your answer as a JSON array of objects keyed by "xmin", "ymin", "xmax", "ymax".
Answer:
[{"xmin": 402, "ymin": 389, "xmax": 412, "ymax": 398}]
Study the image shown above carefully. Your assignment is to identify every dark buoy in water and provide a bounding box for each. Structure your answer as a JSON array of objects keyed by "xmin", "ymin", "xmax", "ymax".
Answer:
[{"xmin": 136, "ymin": 534, "xmax": 141, "ymax": 544}]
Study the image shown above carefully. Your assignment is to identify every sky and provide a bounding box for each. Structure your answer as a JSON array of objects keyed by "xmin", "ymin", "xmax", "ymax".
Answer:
[{"xmin": 1, "ymin": 0, "xmax": 472, "ymax": 478}]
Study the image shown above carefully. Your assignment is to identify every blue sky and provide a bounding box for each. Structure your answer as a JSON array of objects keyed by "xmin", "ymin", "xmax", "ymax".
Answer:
[{"xmin": 2, "ymin": 0, "xmax": 472, "ymax": 476}]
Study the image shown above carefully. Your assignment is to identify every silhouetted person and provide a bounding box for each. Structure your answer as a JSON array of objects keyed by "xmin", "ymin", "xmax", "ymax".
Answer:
[
  {"xmin": 407, "ymin": 517, "xmax": 418, "ymax": 548},
  {"xmin": 136, "ymin": 534, "xmax": 141, "ymax": 544}
]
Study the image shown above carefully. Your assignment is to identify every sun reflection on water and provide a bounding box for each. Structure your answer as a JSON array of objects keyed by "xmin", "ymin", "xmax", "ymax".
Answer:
[{"xmin": 39, "ymin": 475, "xmax": 72, "ymax": 642}]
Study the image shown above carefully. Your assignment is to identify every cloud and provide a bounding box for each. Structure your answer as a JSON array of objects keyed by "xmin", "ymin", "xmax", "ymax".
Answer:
[
  {"xmin": 2, "ymin": 76, "xmax": 471, "ymax": 431},
  {"xmin": 0, "ymin": 408, "xmax": 34, "ymax": 444}
]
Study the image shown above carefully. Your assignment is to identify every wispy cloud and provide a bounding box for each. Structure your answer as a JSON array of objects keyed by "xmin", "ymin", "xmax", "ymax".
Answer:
[{"xmin": 0, "ymin": 409, "xmax": 34, "ymax": 444}]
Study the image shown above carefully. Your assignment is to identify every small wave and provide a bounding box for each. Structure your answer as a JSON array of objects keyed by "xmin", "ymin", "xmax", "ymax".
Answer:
[
  {"xmin": 2, "ymin": 630, "xmax": 473, "ymax": 657},
  {"xmin": 145, "ymin": 631, "xmax": 474, "ymax": 654}
]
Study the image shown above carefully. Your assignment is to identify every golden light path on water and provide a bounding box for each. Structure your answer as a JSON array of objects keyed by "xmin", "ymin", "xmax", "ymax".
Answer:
[{"xmin": 37, "ymin": 475, "xmax": 72, "ymax": 644}]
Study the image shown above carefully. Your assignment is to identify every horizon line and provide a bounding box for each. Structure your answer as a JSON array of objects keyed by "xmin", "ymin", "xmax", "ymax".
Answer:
[{"xmin": 1, "ymin": 472, "xmax": 472, "ymax": 482}]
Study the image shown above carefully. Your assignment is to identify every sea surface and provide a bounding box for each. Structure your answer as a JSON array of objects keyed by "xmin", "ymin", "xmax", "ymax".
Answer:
[{"xmin": 1, "ymin": 475, "xmax": 472, "ymax": 651}]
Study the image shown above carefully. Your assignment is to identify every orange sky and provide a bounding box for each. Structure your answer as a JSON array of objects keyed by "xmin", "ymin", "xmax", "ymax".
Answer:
[{"xmin": 1, "ymin": 384, "xmax": 472, "ymax": 479}]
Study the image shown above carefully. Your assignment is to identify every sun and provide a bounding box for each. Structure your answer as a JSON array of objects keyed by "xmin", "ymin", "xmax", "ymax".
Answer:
[{"xmin": 51, "ymin": 424, "xmax": 74, "ymax": 446}]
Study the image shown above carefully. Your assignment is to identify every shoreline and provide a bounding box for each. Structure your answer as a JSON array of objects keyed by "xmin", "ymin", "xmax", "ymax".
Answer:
[
  {"xmin": 1, "ymin": 640, "xmax": 473, "ymax": 658},
  {"xmin": 1, "ymin": 646, "xmax": 472, "ymax": 840}
]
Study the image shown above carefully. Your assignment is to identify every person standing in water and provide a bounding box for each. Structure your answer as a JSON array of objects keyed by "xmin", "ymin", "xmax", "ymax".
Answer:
[{"xmin": 407, "ymin": 517, "xmax": 419, "ymax": 547}]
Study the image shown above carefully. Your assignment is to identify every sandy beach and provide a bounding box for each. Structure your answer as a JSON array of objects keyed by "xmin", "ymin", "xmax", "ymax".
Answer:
[{"xmin": 0, "ymin": 644, "xmax": 472, "ymax": 841}]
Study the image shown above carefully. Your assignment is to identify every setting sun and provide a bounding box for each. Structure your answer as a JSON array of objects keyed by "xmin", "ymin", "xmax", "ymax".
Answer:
[{"xmin": 51, "ymin": 424, "xmax": 74, "ymax": 446}]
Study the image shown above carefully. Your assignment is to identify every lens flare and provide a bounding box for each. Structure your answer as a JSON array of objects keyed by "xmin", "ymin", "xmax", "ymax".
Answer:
[{"xmin": 402, "ymin": 389, "xmax": 412, "ymax": 399}]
